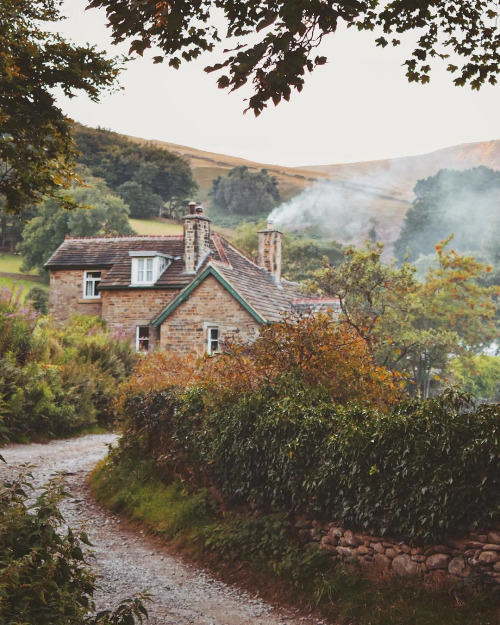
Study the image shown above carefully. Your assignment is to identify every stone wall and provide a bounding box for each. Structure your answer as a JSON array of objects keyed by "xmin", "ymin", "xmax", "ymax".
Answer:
[
  {"xmin": 49, "ymin": 269, "xmax": 105, "ymax": 321},
  {"xmin": 299, "ymin": 521, "xmax": 500, "ymax": 585},
  {"xmin": 101, "ymin": 288, "xmax": 179, "ymax": 334},
  {"xmin": 159, "ymin": 274, "xmax": 260, "ymax": 355}
]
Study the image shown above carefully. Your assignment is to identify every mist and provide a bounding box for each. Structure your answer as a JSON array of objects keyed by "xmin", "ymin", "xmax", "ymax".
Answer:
[{"xmin": 269, "ymin": 162, "xmax": 500, "ymax": 265}]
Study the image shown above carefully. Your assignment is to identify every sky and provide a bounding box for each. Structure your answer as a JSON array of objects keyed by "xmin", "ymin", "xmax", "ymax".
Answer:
[{"xmin": 55, "ymin": 1, "xmax": 500, "ymax": 168}]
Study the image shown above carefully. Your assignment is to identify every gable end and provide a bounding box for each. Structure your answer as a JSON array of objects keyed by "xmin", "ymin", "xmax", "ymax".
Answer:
[{"xmin": 152, "ymin": 265, "xmax": 266, "ymax": 327}]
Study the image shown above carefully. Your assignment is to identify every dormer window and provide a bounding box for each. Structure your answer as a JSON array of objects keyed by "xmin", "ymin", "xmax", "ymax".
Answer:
[{"xmin": 129, "ymin": 252, "xmax": 173, "ymax": 286}]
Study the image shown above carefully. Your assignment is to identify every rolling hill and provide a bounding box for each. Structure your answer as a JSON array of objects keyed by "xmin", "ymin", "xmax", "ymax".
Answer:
[{"xmin": 120, "ymin": 133, "xmax": 499, "ymax": 252}]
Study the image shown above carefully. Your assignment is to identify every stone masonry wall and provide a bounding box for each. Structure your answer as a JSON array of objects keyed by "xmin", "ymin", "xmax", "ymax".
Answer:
[
  {"xmin": 159, "ymin": 275, "xmax": 260, "ymax": 355},
  {"xmin": 101, "ymin": 288, "xmax": 179, "ymax": 334},
  {"xmin": 49, "ymin": 269, "xmax": 106, "ymax": 321},
  {"xmin": 298, "ymin": 521, "xmax": 500, "ymax": 585}
]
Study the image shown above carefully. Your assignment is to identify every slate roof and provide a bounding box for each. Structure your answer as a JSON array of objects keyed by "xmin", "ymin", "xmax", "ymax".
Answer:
[{"xmin": 45, "ymin": 234, "xmax": 335, "ymax": 323}]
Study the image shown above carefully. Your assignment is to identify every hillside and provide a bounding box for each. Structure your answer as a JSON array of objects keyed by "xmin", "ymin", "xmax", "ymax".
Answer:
[
  {"xmin": 109, "ymin": 133, "xmax": 500, "ymax": 252},
  {"xmin": 302, "ymin": 139, "xmax": 500, "ymax": 201}
]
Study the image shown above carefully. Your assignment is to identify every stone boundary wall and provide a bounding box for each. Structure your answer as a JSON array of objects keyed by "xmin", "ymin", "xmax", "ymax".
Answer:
[
  {"xmin": 0, "ymin": 271, "xmax": 45, "ymax": 283},
  {"xmin": 299, "ymin": 522, "xmax": 500, "ymax": 585}
]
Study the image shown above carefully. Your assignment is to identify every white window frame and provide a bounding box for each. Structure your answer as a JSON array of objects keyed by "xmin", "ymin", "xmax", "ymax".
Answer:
[
  {"xmin": 206, "ymin": 326, "xmax": 220, "ymax": 355},
  {"xmin": 83, "ymin": 270, "xmax": 101, "ymax": 299},
  {"xmin": 129, "ymin": 253, "xmax": 172, "ymax": 286},
  {"xmin": 135, "ymin": 326, "xmax": 150, "ymax": 352}
]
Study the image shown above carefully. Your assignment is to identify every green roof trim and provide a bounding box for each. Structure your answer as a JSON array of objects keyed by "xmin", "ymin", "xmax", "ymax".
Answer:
[{"xmin": 152, "ymin": 265, "xmax": 266, "ymax": 327}]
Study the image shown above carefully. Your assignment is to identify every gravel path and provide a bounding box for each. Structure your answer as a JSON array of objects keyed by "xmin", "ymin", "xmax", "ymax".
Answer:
[{"xmin": 0, "ymin": 434, "xmax": 324, "ymax": 625}]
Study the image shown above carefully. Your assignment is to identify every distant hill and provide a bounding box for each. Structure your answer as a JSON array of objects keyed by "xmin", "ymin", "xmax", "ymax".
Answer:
[
  {"xmin": 121, "ymin": 133, "xmax": 499, "ymax": 251},
  {"xmin": 302, "ymin": 140, "xmax": 500, "ymax": 202}
]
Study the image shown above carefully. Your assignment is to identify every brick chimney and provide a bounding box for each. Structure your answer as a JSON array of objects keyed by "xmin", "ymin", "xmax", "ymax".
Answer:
[
  {"xmin": 183, "ymin": 202, "xmax": 211, "ymax": 273},
  {"xmin": 258, "ymin": 220, "xmax": 282, "ymax": 284}
]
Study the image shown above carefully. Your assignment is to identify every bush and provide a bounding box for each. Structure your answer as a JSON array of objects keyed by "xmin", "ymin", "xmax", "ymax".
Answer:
[
  {"xmin": 119, "ymin": 385, "xmax": 499, "ymax": 543},
  {"xmin": 0, "ymin": 468, "xmax": 149, "ymax": 624},
  {"xmin": 27, "ymin": 285, "xmax": 49, "ymax": 314},
  {"xmin": 0, "ymin": 289, "xmax": 136, "ymax": 442}
]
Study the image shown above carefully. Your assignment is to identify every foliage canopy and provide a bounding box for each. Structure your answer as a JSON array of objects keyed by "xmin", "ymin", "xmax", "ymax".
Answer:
[
  {"xmin": 74, "ymin": 126, "xmax": 197, "ymax": 219},
  {"xmin": 233, "ymin": 220, "xmax": 344, "ymax": 282},
  {"xmin": 0, "ymin": 0, "xmax": 120, "ymax": 214},
  {"xmin": 88, "ymin": 0, "xmax": 499, "ymax": 114},
  {"xmin": 394, "ymin": 167, "xmax": 500, "ymax": 267},
  {"xmin": 210, "ymin": 166, "xmax": 280, "ymax": 216},
  {"xmin": 315, "ymin": 240, "xmax": 499, "ymax": 397},
  {"xmin": 19, "ymin": 175, "xmax": 134, "ymax": 276}
]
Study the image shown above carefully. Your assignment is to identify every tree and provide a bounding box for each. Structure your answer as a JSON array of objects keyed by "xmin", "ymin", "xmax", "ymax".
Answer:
[
  {"xmin": 117, "ymin": 181, "xmax": 164, "ymax": 219},
  {"xmin": 394, "ymin": 167, "xmax": 500, "ymax": 265},
  {"xmin": 315, "ymin": 240, "xmax": 499, "ymax": 397},
  {"xmin": 0, "ymin": 0, "xmax": 120, "ymax": 214},
  {"xmin": 450, "ymin": 355, "xmax": 500, "ymax": 403},
  {"xmin": 211, "ymin": 166, "xmax": 280, "ymax": 216},
  {"xmin": 74, "ymin": 126, "xmax": 197, "ymax": 219},
  {"xmin": 233, "ymin": 220, "xmax": 344, "ymax": 282},
  {"xmin": 0, "ymin": 200, "xmax": 32, "ymax": 251},
  {"xmin": 88, "ymin": 0, "xmax": 499, "ymax": 115},
  {"xmin": 19, "ymin": 176, "xmax": 134, "ymax": 275}
]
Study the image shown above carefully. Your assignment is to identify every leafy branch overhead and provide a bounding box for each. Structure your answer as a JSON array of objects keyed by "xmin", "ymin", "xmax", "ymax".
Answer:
[
  {"xmin": 0, "ymin": 0, "xmax": 122, "ymax": 214},
  {"xmin": 88, "ymin": 0, "xmax": 499, "ymax": 114}
]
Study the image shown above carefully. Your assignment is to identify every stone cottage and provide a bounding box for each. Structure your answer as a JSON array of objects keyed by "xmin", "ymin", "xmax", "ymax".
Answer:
[{"xmin": 45, "ymin": 204, "xmax": 328, "ymax": 354}]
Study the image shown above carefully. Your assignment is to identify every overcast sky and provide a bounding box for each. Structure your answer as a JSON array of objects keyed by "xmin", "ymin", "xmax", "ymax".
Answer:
[{"xmin": 56, "ymin": 1, "xmax": 499, "ymax": 168}]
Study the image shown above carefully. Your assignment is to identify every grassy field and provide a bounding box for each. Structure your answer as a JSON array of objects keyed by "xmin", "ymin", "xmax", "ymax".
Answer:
[
  {"xmin": 0, "ymin": 253, "xmax": 36, "ymax": 275},
  {"xmin": 0, "ymin": 277, "xmax": 48, "ymax": 301},
  {"xmin": 130, "ymin": 218, "xmax": 183, "ymax": 236}
]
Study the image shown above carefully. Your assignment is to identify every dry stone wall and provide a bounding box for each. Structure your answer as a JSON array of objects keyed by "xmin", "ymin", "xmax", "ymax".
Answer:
[{"xmin": 298, "ymin": 521, "xmax": 500, "ymax": 585}]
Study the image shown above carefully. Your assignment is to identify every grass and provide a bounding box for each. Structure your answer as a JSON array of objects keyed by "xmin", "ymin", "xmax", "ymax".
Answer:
[
  {"xmin": 130, "ymin": 215, "xmax": 237, "ymax": 240},
  {"xmin": 90, "ymin": 455, "xmax": 500, "ymax": 625},
  {"xmin": 0, "ymin": 277, "xmax": 48, "ymax": 301},
  {"xmin": 0, "ymin": 253, "xmax": 36, "ymax": 275},
  {"xmin": 129, "ymin": 218, "xmax": 183, "ymax": 236}
]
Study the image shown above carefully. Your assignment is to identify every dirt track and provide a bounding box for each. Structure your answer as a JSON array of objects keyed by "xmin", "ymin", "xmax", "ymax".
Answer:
[{"xmin": 0, "ymin": 434, "xmax": 323, "ymax": 625}]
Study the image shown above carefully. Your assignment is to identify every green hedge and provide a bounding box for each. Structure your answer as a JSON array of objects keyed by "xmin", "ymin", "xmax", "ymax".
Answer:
[
  {"xmin": 121, "ymin": 387, "xmax": 499, "ymax": 542},
  {"xmin": 0, "ymin": 287, "xmax": 136, "ymax": 442}
]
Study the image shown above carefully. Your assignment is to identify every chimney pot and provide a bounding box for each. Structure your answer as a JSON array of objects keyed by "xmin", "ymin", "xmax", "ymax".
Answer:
[
  {"xmin": 267, "ymin": 220, "xmax": 274, "ymax": 230},
  {"xmin": 188, "ymin": 201, "xmax": 197, "ymax": 215},
  {"xmin": 195, "ymin": 205, "xmax": 204, "ymax": 214}
]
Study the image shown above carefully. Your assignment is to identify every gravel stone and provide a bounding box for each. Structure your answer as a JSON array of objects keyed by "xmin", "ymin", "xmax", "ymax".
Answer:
[{"xmin": 0, "ymin": 435, "xmax": 319, "ymax": 625}]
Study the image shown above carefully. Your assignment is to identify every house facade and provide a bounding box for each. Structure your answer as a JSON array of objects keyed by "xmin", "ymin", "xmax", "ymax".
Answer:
[{"xmin": 46, "ymin": 204, "xmax": 322, "ymax": 354}]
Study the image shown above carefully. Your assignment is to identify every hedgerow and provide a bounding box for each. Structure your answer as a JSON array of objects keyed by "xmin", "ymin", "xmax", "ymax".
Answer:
[{"xmin": 119, "ymin": 384, "xmax": 499, "ymax": 542}]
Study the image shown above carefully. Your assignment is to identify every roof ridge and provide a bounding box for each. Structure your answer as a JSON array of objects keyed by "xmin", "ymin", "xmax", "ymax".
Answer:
[
  {"xmin": 63, "ymin": 235, "xmax": 184, "ymax": 241},
  {"xmin": 210, "ymin": 233, "xmax": 232, "ymax": 267},
  {"xmin": 214, "ymin": 235, "xmax": 264, "ymax": 271}
]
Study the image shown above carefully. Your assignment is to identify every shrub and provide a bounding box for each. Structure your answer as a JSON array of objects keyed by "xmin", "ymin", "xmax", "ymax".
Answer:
[
  {"xmin": 119, "ymin": 385, "xmax": 499, "ymax": 542},
  {"xmin": 0, "ymin": 468, "xmax": 148, "ymax": 624},
  {"xmin": 27, "ymin": 285, "xmax": 49, "ymax": 315},
  {"xmin": 0, "ymin": 290, "xmax": 136, "ymax": 441}
]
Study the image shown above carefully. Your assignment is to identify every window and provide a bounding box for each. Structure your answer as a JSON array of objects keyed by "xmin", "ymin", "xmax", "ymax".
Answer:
[
  {"xmin": 207, "ymin": 326, "xmax": 219, "ymax": 355},
  {"xmin": 83, "ymin": 271, "xmax": 101, "ymax": 299},
  {"xmin": 136, "ymin": 326, "xmax": 150, "ymax": 352},
  {"xmin": 130, "ymin": 253, "xmax": 171, "ymax": 285}
]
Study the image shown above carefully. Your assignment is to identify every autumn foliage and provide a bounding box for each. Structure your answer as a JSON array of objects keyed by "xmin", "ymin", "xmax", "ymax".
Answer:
[{"xmin": 123, "ymin": 313, "xmax": 403, "ymax": 412}]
